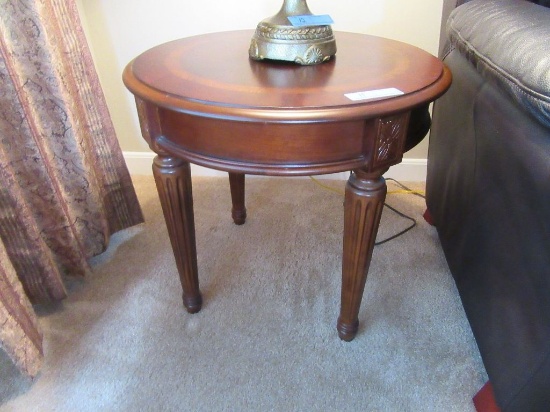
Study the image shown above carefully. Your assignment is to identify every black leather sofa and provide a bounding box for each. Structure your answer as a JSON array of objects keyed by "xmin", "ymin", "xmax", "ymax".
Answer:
[{"xmin": 426, "ymin": 0, "xmax": 550, "ymax": 410}]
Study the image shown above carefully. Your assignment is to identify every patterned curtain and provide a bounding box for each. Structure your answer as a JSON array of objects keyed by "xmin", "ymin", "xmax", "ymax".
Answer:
[{"xmin": 0, "ymin": 0, "xmax": 144, "ymax": 377}]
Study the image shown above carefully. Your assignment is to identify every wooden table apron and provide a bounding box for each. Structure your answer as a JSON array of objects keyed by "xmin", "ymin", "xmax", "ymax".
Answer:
[{"xmin": 123, "ymin": 30, "xmax": 451, "ymax": 341}]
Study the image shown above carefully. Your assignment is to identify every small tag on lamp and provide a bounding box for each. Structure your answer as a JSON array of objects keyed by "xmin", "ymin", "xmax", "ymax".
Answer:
[{"xmin": 287, "ymin": 15, "xmax": 334, "ymax": 27}]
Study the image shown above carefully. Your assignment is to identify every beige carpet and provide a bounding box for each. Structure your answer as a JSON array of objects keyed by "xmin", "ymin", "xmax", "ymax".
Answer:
[{"xmin": 0, "ymin": 175, "xmax": 487, "ymax": 411}]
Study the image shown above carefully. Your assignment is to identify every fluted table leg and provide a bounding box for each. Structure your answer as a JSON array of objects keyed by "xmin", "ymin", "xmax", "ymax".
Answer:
[
  {"xmin": 153, "ymin": 155, "xmax": 202, "ymax": 313},
  {"xmin": 338, "ymin": 169, "xmax": 387, "ymax": 341}
]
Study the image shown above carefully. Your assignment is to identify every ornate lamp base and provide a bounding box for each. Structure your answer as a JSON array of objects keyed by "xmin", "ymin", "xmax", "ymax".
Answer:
[{"xmin": 249, "ymin": 0, "xmax": 336, "ymax": 65}]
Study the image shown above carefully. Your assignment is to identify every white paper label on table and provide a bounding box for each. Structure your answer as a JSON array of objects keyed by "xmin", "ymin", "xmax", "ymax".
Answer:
[{"xmin": 344, "ymin": 88, "xmax": 404, "ymax": 101}]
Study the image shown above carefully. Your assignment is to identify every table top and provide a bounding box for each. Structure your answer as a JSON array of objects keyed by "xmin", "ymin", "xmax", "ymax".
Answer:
[{"xmin": 123, "ymin": 30, "xmax": 451, "ymax": 122}]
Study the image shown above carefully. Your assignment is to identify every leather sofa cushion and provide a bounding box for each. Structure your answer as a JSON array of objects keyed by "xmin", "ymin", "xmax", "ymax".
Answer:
[{"xmin": 447, "ymin": 0, "xmax": 550, "ymax": 128}]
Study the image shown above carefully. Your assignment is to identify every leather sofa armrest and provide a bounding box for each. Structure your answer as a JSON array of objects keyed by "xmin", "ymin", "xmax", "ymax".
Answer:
[
  {"xmin": 439, "ymin": 0, "xmax": 472, "ymax": 57},
  {"xmin": 448, "ymin": 0, "xmax": 550, "ymax": 128}
]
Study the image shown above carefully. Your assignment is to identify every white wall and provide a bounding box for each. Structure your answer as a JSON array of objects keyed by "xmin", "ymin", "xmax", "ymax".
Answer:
[{"xmin": 77, "ymin": 0, "xmax": 443, "ymax": 161}]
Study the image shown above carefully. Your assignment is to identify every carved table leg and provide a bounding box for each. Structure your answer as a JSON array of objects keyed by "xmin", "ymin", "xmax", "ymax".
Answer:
[
  {"xmin": 338, "ymin": 169, "xmax": 387, "ymax": 341},
  {"xmin": 153, "ymin": 155, "xmax": 202, "ymax": 313},
  {"xmin": 228, "ymin": 172, "xmax": 247, "ymax": 225}
]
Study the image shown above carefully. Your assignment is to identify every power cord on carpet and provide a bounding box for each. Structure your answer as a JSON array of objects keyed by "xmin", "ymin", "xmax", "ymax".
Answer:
[{"xmin": 309, "ymin": 176, "xmax": 425, "ymax": 246}]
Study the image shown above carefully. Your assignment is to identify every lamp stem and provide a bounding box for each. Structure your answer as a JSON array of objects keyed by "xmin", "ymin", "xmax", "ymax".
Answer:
[{"xmin": 280, "ymin": 0, "xmax": 311, "ymax": 16}]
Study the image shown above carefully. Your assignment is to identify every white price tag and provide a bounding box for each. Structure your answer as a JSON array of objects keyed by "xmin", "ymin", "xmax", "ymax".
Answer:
[{"xmin": 345, "ymin": 88, "xmax": 404, "ymax": 101}]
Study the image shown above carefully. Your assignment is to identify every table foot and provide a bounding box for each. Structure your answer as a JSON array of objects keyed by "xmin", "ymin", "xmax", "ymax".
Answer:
[
  {"xmin": 229, "ymin": 172, "xmax": 247, "ymax": 225},
  {"xmin": 232, "ymin": 210, "xmax": 247, "ymax": 225},
  {"xmin": 153, "ymin": 155, "xmax": 202, "ymax": 313},
  {"xmin": 337, "ymin": 318, "xmax": 359, "ymax": 341},
  {"xmin": 183, "ymin": 293, "xmax": 203, "ymax": 314},
  {"xmin": 338, "ymin": 169, "xmax": 387, "ymax": 341}
]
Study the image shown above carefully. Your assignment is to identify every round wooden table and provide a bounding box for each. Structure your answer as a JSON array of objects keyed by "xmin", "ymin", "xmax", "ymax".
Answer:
[{"xmin": 123, "ymin": 30, "xmax": 451, "ymax": 341}]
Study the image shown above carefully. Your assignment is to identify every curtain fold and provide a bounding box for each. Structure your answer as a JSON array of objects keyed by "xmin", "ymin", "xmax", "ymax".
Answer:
[
  {"xmin": 0, "ymin": 241, "xmax": 43, "ymax": 378},
  {"xmin": 0, "ymin": 0, "xmax": 144, "ymax": 377}
]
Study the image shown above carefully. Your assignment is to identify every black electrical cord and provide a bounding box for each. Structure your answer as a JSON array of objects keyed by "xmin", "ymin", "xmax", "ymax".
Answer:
[
  {"xmin": 309, "ymin": 176, "xmax": 425, "ymax": 246},
  {"xmin": 374, "ymin": 202, "xmax": 417, "ymax": 246},
  {"xmin": 375, "ymin": 178, "xmax": 425, "ymax": 246}
]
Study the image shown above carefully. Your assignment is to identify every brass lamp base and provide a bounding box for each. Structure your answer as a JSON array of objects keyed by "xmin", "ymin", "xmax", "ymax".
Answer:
[{"xmin": 249, "ymin": 0, "xmax": 336, "ymax": 65}]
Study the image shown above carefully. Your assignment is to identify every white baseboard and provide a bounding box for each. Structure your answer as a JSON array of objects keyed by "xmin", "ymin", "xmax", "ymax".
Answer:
[{"xmin": 124, "ymin": 151, "xmax": 427, "ymax": 182}]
